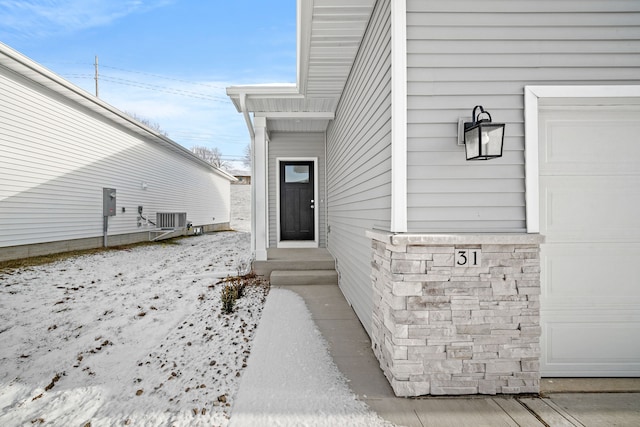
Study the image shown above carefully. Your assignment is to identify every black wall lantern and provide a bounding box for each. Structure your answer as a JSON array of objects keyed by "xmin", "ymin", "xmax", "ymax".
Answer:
[{"xmin": 461, "ymin": 105, "xmax": 505, "ymax": 160}]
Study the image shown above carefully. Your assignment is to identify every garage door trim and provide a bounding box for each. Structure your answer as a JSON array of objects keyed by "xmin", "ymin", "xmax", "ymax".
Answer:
[{"xmin": 524, "ymin": 85, "xmax": 640, "ymax": 234}]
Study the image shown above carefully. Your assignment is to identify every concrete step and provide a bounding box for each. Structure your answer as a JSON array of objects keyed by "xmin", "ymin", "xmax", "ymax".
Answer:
[
  {"xmin": 270, "ymin": 270, "xmax": 338, "ymax": 286},
  {"xmin": 254, "ymin": 260, "xmax": 336, "ymax": 277}
]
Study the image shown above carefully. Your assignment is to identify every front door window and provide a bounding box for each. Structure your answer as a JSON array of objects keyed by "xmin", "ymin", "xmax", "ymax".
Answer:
[{"xmin": 284, "ymin": 164, "xmax": 310, "ymax": 183}]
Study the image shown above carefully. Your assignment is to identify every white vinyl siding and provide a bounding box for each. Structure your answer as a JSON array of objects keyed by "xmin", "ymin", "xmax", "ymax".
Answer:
[
  {"xmin": 0, "ymin": 63, "xmax": 230, "ymax": 248},
  {"xmin": 326, "ymin": 0, "xmax": 391, "ymax": 335},
  {"xmin": 406, "ymin": 0, "xmax": 640, "ymax": 232},
  {"xmin": 267, "ymin": 132, "xmax": 326, "ymax": 248}
]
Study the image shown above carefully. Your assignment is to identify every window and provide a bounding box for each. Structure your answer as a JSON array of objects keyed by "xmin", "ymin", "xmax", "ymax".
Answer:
[{"xmin": 284, "ymin": 165, "xmax": 309, "ymax": 183}]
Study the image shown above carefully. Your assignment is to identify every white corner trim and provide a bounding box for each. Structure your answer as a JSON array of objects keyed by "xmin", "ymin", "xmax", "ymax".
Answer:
[
  {"xmin": 265, "ymin": 132, "xmax": 270, "ymax": 249},
  {"xmin": 524, "ymin": 87, "xmax": 541, "ymax": 234},
  {"xmin": 391, "ymin": 0, "xmax": 407, "ymax": 233},
  {"xmin": 275, "ymin": 157, "xmax": 319, "ymax": 249},
  {"xmin": 524, "ymin": 85, "xmax": 640, "ymax": 234},
  {"xmin": 252, "ymin": 116, "xmax": 269, "ymax": 260}
]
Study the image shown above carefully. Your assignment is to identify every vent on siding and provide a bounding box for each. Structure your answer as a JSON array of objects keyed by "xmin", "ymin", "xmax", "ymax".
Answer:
[{"xmin": 156, "ymin": 212, "xmax": 187, "ymax": 230}]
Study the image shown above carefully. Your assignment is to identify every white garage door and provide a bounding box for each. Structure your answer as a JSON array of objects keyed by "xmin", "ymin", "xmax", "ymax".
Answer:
[{"xmin": 539, "ymin": 100, "xmax": 640, "ymax": 377}]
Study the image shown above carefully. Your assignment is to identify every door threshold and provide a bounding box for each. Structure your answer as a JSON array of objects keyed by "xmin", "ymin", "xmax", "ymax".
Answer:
[{"xmin": 277, "ymin": 241, "xmax": 318, "ymax": 249}]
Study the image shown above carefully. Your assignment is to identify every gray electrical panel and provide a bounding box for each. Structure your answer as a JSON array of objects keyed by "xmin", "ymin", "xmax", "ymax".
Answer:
[{"xmin": 103, "ymin": 188, "xmax": 116, "ymax": 216}]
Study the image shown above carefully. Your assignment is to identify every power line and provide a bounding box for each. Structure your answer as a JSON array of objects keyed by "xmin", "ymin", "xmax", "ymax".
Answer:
[
  {"xmin": 99, "ymin": 75, "xmax": 228, "ymax": 101},
  {"xmin": 171, "ymin": 131, "xmax": 247, "ymax": 141},
  {"xmin": 64, "ymin": 73, "xmax": 230, "ymax": 102},
  {"xmin": 48, "ymin": 60, "xmax": 228, "ymax": 90},
  {"xmin": 100, "ymin": 64, "xmax": 228, "ymax": 90},
  {"xmin": 57, "ymin": 61, "xmax": 249, "ymax": 158},
  {"xmin": 60, "ymin": 60, "xmax": 232, "ymax": 102}
]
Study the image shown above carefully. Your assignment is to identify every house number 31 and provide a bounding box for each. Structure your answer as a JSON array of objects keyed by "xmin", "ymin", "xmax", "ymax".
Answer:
[{"xmin": 455, "ymin": 249, "xmax": 482, "ymax": 267}]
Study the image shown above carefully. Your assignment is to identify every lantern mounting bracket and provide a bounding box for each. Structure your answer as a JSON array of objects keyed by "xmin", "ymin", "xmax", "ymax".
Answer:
[{"xmin": 457, "ymin": 117, "xmax": 471, "ymax": 145}]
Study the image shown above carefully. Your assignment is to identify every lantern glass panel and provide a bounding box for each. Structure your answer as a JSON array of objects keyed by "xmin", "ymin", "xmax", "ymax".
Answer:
[
  {"xmin": 465, "ymin": 122, "xmax": 505, "ymax": 160},
  {"xmin": 482, "ymin": 124, "xmax": 504, "ymax": 157},
  {"xmin": 464, "ymin": 126, "xmax": 480, "ymax": 160}
]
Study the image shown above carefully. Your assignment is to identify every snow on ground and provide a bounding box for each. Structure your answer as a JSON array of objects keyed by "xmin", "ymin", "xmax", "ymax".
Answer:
[
  {"xmin": 230, "ymin": 289, "xmax": 391, "ymax": 427},
  {"xmin": 0, "ymin": 232, "xmax": 264, "ymax": 426},
  {"xmin": 0, "ymin": 184, "xmax": 390, "ymax": 426}
]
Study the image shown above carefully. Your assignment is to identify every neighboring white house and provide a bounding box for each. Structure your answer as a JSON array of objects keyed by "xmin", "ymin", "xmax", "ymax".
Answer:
[
  {"xmin": 0, "ymin": 42, "xmax": 236, "ymax": 262},
  {"xmin": 228, "ymin": 0, "xmax": 640, "ymax": 396}
]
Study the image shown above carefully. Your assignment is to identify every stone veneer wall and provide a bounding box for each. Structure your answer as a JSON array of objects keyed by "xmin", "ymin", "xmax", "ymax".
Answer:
[{"xmin": 368, "ymin": 232, "xmax": 545, "ymax": 396}]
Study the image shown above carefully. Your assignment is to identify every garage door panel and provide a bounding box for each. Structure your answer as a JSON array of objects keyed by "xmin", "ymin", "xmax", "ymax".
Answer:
[
  {"xmin": 539, "ymin": 100, "xmax": 640, "ymax": 377},
  {"xmin": 541, "ymin": 243, "xmax": 640, "ymax": 306},
  {"xmin": 539, "ymin": 108, "xmax": 640, "ymax": 175},
  {"xmin": 542, "ymin": 317, "xmax": 640, "ymax": 377},
  {"xmin": 541, "ymin": 176, "xmax": 640, "ymax": 242}
]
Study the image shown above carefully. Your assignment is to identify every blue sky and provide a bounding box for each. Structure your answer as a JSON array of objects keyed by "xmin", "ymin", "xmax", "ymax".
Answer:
[{"xmin": 0, "ymin": 0, "xmax": 297, "ymax": 169}]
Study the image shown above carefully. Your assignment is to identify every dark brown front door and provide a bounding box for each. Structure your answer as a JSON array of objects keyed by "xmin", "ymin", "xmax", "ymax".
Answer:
[{"xmin": 280, "ymin": 161, "xmax": 314, "ymax": 241}]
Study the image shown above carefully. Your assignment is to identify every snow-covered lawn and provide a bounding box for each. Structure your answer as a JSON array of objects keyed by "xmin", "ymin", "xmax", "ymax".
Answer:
[
  {"xmin": 0, "ymin": 185, "xmax": 389, "ymax": 426},
  {"xmin": 0, "ymin": 232, "xmax": 262, "ymax": 426}
]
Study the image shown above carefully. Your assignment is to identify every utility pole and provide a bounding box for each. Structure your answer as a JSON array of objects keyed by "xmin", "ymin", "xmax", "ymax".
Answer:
[{"xmin": 94, "ymin": 55, "xmax": 99, "ymax": 97}]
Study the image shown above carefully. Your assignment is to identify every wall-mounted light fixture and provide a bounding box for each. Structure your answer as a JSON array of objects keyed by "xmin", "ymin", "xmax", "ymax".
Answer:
[{"xmin": 458, "ymin": 105, "xmax": 505, "ymax": 160}]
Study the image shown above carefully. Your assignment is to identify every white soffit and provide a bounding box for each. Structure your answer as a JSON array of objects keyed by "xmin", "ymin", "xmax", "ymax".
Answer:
[{"xmin": 300, "ymin": 0, "xmax": 376, "ymax": 98}]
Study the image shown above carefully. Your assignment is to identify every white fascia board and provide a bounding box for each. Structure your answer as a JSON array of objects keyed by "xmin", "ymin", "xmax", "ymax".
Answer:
[
  {"xmin": 226, "ymin": 84, "xmax": 303, "ymax": 112},
  {"xmin": 254, "ymin": 111, "xmax": 335, "ymax": 119},
  {"xmin": 296, "ymin": 0, "xmax": 312, "ymax": 96},
  {"xmin": 524, "ymin": 85, "xmax": 640, "ymax": 234},
  {"xmin": 226, "ymin": 84, "xmax": 299, "ymax": 97},
  {"xmin": 390, "ymin": 0, "xmax": 407, "ymax": 233}
]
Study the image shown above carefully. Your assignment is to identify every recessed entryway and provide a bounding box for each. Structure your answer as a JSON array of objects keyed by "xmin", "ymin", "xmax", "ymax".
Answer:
[{"xmin": 276, "ymin": 158, "xmax": 319, "ymax": 248}]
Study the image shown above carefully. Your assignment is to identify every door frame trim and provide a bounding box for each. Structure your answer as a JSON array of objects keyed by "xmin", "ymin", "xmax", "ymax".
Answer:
[
  {"xmin": 275, "ymin": 157, "xmax": 319, "ymax": 248},
  {"xmin": 524, "ymin": 85, "xmax": 640, "ymax": 234}
]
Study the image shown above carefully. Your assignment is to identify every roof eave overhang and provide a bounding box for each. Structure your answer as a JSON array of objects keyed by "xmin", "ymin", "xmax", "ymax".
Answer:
[
  {"xmin": 226, "ymin": 0, "xmax": 315, "ymax": 115},
  {"xmin": 254, "ymin": 111, "xmax": 334, "ymax": 119},
  {"xmin": 226, "ymin": 84, "xmax": 303, "ymax": 112},
  {"xmin": 226, "ymin": 0, "xmax": 376, "ymax": 133},
  {"xmin": 296, "ymin": 0, "xmax": 312, "ymax": 97}
]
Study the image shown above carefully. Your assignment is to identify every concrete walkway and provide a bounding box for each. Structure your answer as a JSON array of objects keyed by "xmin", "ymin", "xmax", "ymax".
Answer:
[{"xmin": 280, "ymin": 283, "xmax": 640, "ymax": 427}]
